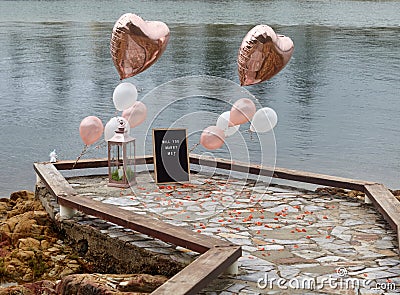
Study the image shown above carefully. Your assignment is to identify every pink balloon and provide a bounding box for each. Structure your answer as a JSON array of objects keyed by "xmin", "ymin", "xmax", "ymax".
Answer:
[
  {"xmin": 122, "ymin": 101, "xmax": 147, "ymax": 128},
  {"xmin": 200, "ymin": 126, "xmax": 225, "ymax": 150},
  {"xmin": 79, "ymin": 116, "xmax": 104, "ymax": 146},
  {"xmin": 229, "ymin": 98, "xmax": 256, "ymax": 126}
]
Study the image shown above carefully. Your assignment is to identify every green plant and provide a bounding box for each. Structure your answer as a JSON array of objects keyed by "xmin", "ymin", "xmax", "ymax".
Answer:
[
  {"xmin": 35, "ymin": 235, "xmax": 45, "ymax": 241},
  {"xmin": 68, "ymin": 253, "xmax": 80, "ymax": 260},
  {"xmin": 28, "ymin": 253, "xmax": 47, "ymax": 279},
  {"xmin": 111, "ymin": 169, "xmax": 121, "ymax": 181},
  {"xmin": 111, "ymin": 167, "xmax": 135, "ymax": 181}
]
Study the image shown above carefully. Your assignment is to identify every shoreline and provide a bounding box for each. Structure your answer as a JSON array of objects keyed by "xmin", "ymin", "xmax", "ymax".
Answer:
[{"xmin": 0, "ymin": 190, "xmax": 169, "ymax": 294}]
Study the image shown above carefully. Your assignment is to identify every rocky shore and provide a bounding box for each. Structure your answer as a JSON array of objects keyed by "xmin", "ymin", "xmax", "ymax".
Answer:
[{"xmin": 0, "ymin": 191, "xmax": 167, "ymax": 294}]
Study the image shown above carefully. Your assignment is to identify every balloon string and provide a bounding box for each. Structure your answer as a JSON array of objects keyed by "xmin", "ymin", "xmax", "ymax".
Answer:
[
  {"xmin": 72, "ymin": 145, "xmax": 88, "ymax": 169},
  {"xmin": 189, "ymin": 142, "xmax": 200, "ymax": 153},
  {"xmin": 244, "ymin": 129, "xmax": 254, "ymax": 141},
  {"xmin": 95, "ymin": 140, "xmax": 107, "ymax": 150}
]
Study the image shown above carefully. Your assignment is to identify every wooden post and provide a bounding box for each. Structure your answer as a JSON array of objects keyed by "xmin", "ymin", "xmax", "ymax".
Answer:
[
  {"xmin": 224, "ymin": 261, "xmax": 239, "ymax": 275},
  {"xmin": 365, "ymin": 195, "xmax": 372, "ymax": 204},
  {"xmin": 59, "ymin": 205, "xmax": 76, "ymax": 218}
]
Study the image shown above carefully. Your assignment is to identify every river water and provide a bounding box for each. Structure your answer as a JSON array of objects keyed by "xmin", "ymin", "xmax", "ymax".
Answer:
[{"xmin": 0, "ymin": 0, "xmax": 399, "ymax": 196}]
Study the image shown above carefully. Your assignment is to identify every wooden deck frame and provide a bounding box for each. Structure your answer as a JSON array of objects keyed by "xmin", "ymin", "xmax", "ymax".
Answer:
[
  {"xmin": 50, "ymin": 154, "xmax": 400, "ymax": 252},
  {"xmin": 34, "ymin": 154, "xmax": 400, "ymax": 294},
  {"xmin": 52, "ymin": 155, "xmax": 400, "ymax": 239},
  {"xmin": 34, "ymin": 160, "xmax": 241, "ymax": 295}
]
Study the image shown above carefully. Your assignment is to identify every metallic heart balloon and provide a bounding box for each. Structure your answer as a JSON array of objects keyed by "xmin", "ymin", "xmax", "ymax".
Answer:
[
  {"xmin": 238, "ymin": 25, "xmax": 294, "ymax": 86},
  {"xmin": 110, "ymin": 13, "xmax": 170, "ymax": 80}
]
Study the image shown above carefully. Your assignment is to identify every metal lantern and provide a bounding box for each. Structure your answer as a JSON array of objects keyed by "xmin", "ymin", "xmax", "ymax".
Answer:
[{"xmin": 108, "ymin": 119, "xmax": 136, "ymax": 188}]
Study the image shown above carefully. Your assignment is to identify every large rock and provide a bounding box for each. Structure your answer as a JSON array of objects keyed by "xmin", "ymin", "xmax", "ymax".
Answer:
[
  {"xmin": 17, "ymin": 237, "xmax": 41, "ymax": 251},
  {"xmin": 15, "ymin": 250, "xmax": 35, "ymax": 262},
  {"xmin": 0, "ymin": 191, "xmax": 87, "ymax": 284},
  {"xmin": 0, "ymin": 280, "xmax": 57, "ymax": 295},
  {"xmin": 55, "ymin": 274, "xmax": 168, "ymax": 294},
  {"xmin": 56, "ymin": 274, "xmax": 113, "ymax": 295}
]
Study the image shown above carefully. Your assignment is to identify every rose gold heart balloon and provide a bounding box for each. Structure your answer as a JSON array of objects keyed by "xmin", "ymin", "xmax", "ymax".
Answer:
[
  {"xmin": 238, "ymin": 25, "xmax": 294, "ymax": 86},
  {"xmin": 110, "ymin": 13, "xmax": 170, "ymax": 80}
]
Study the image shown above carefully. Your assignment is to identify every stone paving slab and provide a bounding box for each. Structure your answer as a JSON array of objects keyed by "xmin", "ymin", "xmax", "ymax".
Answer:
[{"xmin": 64, "ymin": 171, "xmax": 400, "ymax": 294}]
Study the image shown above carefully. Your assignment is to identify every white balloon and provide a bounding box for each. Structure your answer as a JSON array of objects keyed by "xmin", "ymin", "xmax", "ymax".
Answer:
[
  {"xmin": 112, "ymin": 82, "xmax": 138, "ymax": 111},
  {"xmin": 104, "ymin": 117, "xmax": 131, "ymax": 141},
  {"xmin": 250, "ymin": 107, "xmax": 278, "ymax": 133},
  {"xmin": 216, "ymin": 111, "xmax": 240, "ymax": 137}
]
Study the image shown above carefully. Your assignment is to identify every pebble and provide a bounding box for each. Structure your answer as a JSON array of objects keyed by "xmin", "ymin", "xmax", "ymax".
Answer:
[
  {"xmin": 330, "ymin": 226, "xmax": 348, "ymax": 236},
  {"xmin": 376, "ymin": 258, "xmax": 399, "ymax": 267},
  {"xmin": 278, "ymin": 266, "xmax": 300, "ymax": 279},
  {"xmin": 316, "ymin": 256, "xmax": 343, "ymax": 263},
  {"xmin": 343, "ymin": 219, "xmax": 365, "ymax": 226},
  {"xmin": 268, "ymin": 205, "xmax": 299, "ymax": 213},
  {"xmin": 292, "ymin": 250, "xmax": 325, "ymax": 260}
]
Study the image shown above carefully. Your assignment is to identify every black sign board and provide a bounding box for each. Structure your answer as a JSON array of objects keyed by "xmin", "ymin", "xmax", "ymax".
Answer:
[{"xmin": 152, "ymin": 128, "xmax": 190, "ymax": 184}]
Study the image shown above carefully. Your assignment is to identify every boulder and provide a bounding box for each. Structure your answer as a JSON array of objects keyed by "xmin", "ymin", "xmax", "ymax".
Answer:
[
  {"xmin": 9, "ymin": 190, "xmax": 33, "ymax": 202},
  {"xmin": 15, "ymin": 250, "xmax": 35, "ymax": 262},
  {"xmin": 0, "ymin": 280, "xmax": 57, "ymax": 295},
  {"xmin": 55, "ymin": 274, "xmax": 167, "ymax": 294},
  {"xmin": 55, "ymin": 274, "xmax": 112, "ymax": 295},
  {"xmin": 17, "ymin": 237, "xmax": 41, "ymax": 251}
]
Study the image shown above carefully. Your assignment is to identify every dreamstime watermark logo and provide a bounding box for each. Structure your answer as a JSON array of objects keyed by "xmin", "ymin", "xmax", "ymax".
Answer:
[{"xmin": 257, "ymin": 267, "xmax": 397, "ymax": 292}]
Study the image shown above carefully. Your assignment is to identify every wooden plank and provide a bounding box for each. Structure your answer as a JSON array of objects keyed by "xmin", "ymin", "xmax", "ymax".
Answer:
[
  {"xmin": 152, "ymin": 246, "xmax": 241, "ymax": 295},
  {"xmin": 189, "ymin": 154, "xmax": 373, "ymax": 191},
  {"xmin": 33, "ymin": 163, "xmax": 77, "ymax": 200},
  {"xmin": 35, "ymin": 162, "xmax": 231, "ymax": 253},
  {"xmin": 57, "ymin": 193, "xmax": 232, "ymax": 253},
  {"xmin": 54, "ymin": 153, "xmax": 373, "ymax": 192},
  {"xmin": 397, "ymin": 225, "xmax": 400, "ymax": 255},
  {"xmin": 363, "ymin": 184, "xmax": 400, "ymax": 231},
  {"xmin": 363, "ymin": 184, "xmax": 400, "ymax": 253},
  {"xmin": 53, "ymin": 155, "xmax": 154, "ymax": 170},
  {"xmin": 54, "ymin": 158, "xmax": 109, "ymax": 170}
]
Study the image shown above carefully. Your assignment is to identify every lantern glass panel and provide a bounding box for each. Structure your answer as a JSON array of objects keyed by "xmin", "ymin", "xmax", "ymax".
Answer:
[
  {"xmin": 110, "ymin": 143, "xmax": 124, "ymax": 183},
  {"xmin": 125, "ymin": 140, "xmax": 136, "ymax": 183}
]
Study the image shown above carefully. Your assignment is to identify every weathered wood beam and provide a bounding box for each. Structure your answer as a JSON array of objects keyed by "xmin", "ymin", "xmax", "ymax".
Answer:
[
  {"xmin": 54, "ymin": 154, "xmax": 374, "ymax": 192},
  {"xmin": 189, "ymin": 154, "xmax": 374, "ymax": 191},
  {"xmin": 363, "ymin": 183, "xmax": 400, "ymax": 252},
  {"xmin": 152, "ymin": 246, "xmax": 241, "ymax": 295},
  {"xmin": 53, "ymin": 155, "xmax": 154, "ymax": 170},
  {"xmin": 33, "ymin": 163, "xmax": 77, "ymax": 201}
]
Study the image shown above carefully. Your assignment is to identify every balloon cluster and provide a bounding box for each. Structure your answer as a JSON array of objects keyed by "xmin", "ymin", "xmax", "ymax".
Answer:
[
  {"xmin": 105, "ymin": 82, "xmax": 147, "ymax": 142},
  {"xmin": 78, "ymin": 15, "xmax": 292, "ymax": 157},
  {"xmin": 77, "ymin": 13, "xmax": 166, "ymax": 161},
  {"xmin": 79, "ymin": 82, "xmax": 147, "ymax": 148},
  {"xmin": 198, "ymin": 24, "xmax": 291, "ymax": 150},
  {"xmin": 200, "ymin": 98, "xmax": 278, "ymax": 150}
]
